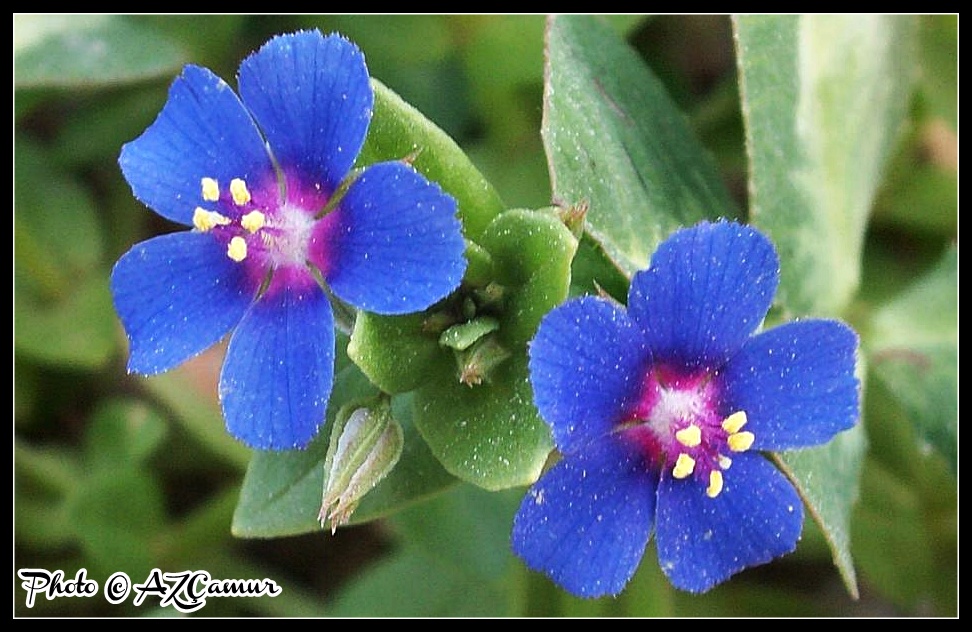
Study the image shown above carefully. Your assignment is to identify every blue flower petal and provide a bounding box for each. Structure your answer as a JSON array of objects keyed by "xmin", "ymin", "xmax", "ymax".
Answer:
[
  {"xmin": 119, "ymin": 65, "xmax": 273, "ymax": 226},
  {"xmin": 529, "ymin": 297, "xmax": 650, "ymax": 454},
  {"xmin": 628, "ymin": 221, "xmax": 779, "ymax": 371},
  {"xmin": 219, "ymin": 286, "xmax": 335, "ymax": 450},
  {"xmin": 238, "ymin": 31, "xmax": 372, "ymax": 197},
  {"xmin": 511, "ymin": 437, "xmax": 657, "ymax": 598},
  {"xmin": 110, "ymin": 232, "xmax": 254, "ymax": 375},
  {"xmin": 312, "ymin": 161, "xmax": 466, "ymax": 315},
  {"xmin": 721, "ymin": 319, "xmax": 860, "ymax": 450},
  {"xmin": 655, "ymin": 453, "xmax": 803, "ymax": 593}
]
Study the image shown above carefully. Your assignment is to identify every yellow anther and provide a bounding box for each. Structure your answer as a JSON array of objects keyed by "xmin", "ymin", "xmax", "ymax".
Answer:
[
  {"xmin": 721, "ymin": 411, "xmax": 748, "ymax": 434},
  {"xmin": 718, "ymin": 455, "xmax": 733, "ymax": 470},
  {"xmin": 706, "ymin": 470, "xmax": 724, "ymax": 498},
  {"xmin": 727, "ymin": 431, "xmax": 755, "ymax": 453},
  {"xmin": 241, "ymin": 210, "xmax": 266, "ymax": 233},
  {"xmin": 675, "ymin": 424, "xmax": 702, "ymax": 448},
  {"xmin": 227, "ymin": 236, "xmax": 248, "ymax": 262},
  {"xmin": 230, "ymin": 178, "xmax": 252, "ymax": 206},
  {"xmin": 201, "ymin": 177, "xmax": 220, "ymax": 202},
  {"xmin": 672, "ymin": 453, "xmax": 696, "ymax": 479},
  {"xmin": 192, "ymin": 207, "xmax": 230, "ymax": 232}
]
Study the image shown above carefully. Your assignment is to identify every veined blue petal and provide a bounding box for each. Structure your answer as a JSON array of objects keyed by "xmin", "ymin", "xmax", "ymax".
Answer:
[
  {"xmin": 721, "ymin": 319, "xmax": 860, "ymax": 450},
  {"xmin": 312, "ymin": 161, "xmax": 466, "ymax": 315},
  {"xmin": 529, "ymin": 297, "xmax": 650, "ymax": 454},
  {"xmin": 119, "ymin": 65, "xmax": 273, "ymax": 226},
  {"xmin": 511, "ymin": 437, "xmax": 657, "ymax": 598},
  {"xmin": 110, "ymin": 232, "xmax": 253, "ymax": 375},
  {"xmin": 238, "ymin": 30, "xmax": 372, "ymax": 197},
  {"xmin": 219, "ymin": 286, "xmax": 335, "ymax": 450},
  {"xmin": 655, "ymin": 453, "xmax": 803, "ymax": 593},
  {"xmin": 628, "ymin": 221, "xmax": 779, "ymax": 371}
]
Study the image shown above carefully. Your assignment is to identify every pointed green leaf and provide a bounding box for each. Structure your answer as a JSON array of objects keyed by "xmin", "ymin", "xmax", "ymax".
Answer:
[
  {"xmin": 543, "ymin": 14, "xmax": 737, "ymax": 275},
  {"xmin": 777, "ymin": 422, "xmax": 867, "ymax": 598},
  {"xmin": 866, "ymin": 246, "xmax": 957, "ymax": 473},
  {"xmin": 358, "ymin": 78, "xmax": 505, "ymax": 240},
  {"xmin": 735, "ymin": 15, "xmax": 918, "ymax": 316},
  {"xmin": 14, "ymin": 15, "xmax": 186, "ymax": 89}
]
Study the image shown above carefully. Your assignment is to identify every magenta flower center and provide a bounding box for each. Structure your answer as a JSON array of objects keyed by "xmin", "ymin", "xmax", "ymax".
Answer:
[
  {"xmin": 191, "ymin": 175, "xmax": 323, "ymax": 294},
  {"xmin": 622, "ymin": 365, "xmax": 755, "ymax": 498}
]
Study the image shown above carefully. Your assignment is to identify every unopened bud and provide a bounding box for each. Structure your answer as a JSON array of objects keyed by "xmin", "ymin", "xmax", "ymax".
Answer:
[
  {"xmin": 457, "ymin": 334, "xmax": 511, "ymax": 387},
  {"xmin": 319, "ymin": 399, "xmax": 403, "ymax": 534}
]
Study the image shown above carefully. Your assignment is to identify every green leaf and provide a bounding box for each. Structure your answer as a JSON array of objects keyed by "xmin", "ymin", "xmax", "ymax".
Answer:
[
  {"xmin": 918, "ymin": 15, "xmax": 957, "ymax": 129},
  {"xmin": 852, "ymin": 379, "xmax": 957, "ymax": 615},
  {"xmin": 65, "ymin": 468, "xmax": 166, "ymax": 579},
  {"xmin": 478, "ymin": 208, "xmax": 578, "ymax": 347},
  {"xmin": 777, "ymin": 422, "xmax": 868, "ymax": 598},
  {"xmin": 391, "ymin": 484, "xmax": 520, "ymax": 582},
  {"xmin": 330, "ymin": 483, "xmax": 519, "ymax": 616},
  {"xmin": 358, "ymin": 78, "xmax": 505, "ymax": 240},
  {"xmin": 866, "ymin": 246, "xmax": 957, "ymax": 473},
  {"xmin": 414, "ymin": 355, "xmax": 551, "ymax": 492},
  {"xmin": 348, "ymin": 312, "xmax": 445, "ymax": 394},
  {"xmin": 15, "ymin": 275, "xmax": 116, "ymax": 369},
  {"xmin": 232, "ymin": 367, "xmax": 456, "ymax": 538},
  {"xmin": 413, "ymin": 209, "xmax": 576, "ymax": 490},
  {"xmin": 735, "ymin": 15, "xmax": 918, "ymax": 316},
  {"xmin": 328, "ymin": 547, "xmax": 506, "ymax": 617},
  {"xmin": 853, "ymin": 454, "xmax": 956, "ymax": 614},
  {"xmin": 83, "ymin": 399, "xmax": 168, "ymax": 471},
  {"xmin": 14, "ymin": 15, "xmax": 186, "ymax": 89},
  {"xmin": 543, "ymin": 14, "xmax": 737, "ymax": 275},
  {"xmin": 14, "ymin": 139, "xmax": 115, "ymax": 367},
  {"xmin": 15, "ymin": 138, "xmax": 104, "ymax": 300}
]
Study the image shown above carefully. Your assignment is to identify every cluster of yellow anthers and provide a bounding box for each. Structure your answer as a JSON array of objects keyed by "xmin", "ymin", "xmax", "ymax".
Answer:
[
  {"xmin": 671, "ymin": 411, "xmax": 756, "ymax": 498},
  {"xmin": 191, "ymin": 177, "xmax": 267, "ymax": 262}
]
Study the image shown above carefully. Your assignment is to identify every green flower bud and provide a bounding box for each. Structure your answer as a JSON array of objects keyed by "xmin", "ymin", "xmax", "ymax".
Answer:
[{"xmin": 319, "ymin": 399, "xmax": 403, "ymax": 533}]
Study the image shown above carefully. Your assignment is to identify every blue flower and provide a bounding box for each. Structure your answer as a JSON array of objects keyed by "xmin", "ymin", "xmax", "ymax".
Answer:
[
  {"xmin": 512, "ymin": 220, "xmax": 860, "ymax": 596},
  {"xmin": 110, "ymin": 31, "xmax": 466, "ymax": 450}
]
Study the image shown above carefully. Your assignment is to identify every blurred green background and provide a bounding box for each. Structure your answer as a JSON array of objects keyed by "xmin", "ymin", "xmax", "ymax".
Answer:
[{"xmin": 14, "ymin": 15, "xmax": 956, "ymax": 617}]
